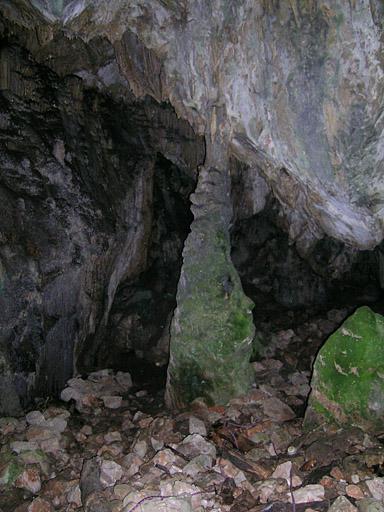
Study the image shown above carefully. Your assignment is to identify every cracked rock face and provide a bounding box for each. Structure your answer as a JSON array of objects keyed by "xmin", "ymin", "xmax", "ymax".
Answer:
[{"xmin": 33, "ymin": 0, "xmax": 384, "ymax": 250}]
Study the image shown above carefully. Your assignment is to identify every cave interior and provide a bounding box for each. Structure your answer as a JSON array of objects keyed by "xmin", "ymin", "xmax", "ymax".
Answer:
[{"xmin": 0, "ymin": 0, "xmax": 383, "ymax": 413}]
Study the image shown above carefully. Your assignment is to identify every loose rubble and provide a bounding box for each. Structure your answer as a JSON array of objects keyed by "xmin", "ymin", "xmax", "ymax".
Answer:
[{"xmin": 1, "ymin": 309, "xmax": 384, "ymax": 511}]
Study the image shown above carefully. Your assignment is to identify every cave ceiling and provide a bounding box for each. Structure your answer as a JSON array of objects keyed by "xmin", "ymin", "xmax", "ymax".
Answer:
[{"xmin": 8, "ymin": 0, "xmax": 382, "ymax": 251}]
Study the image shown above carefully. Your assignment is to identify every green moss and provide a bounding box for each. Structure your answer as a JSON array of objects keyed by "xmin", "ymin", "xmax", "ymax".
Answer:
[
  {"xmin": 174, "ymin": 361, "xmax": 215, "ymax": 406},
  {"xmin": 333, "ymin": 11, "xmax": 344, "ymax": 28},
  {"xmin": 230, "ymin": 311, "xmax": 253, "ymax": 342},
  {"xmin": 305, "ymin": 307, "xmax": 384, "ymax": 431},
  {"xmin": 0, "ymin": 452, "xmax": 23, "ymax": 487},
  {"xmin": 167, "ymin": 221, "xmax": 254, "ymax": 407}
]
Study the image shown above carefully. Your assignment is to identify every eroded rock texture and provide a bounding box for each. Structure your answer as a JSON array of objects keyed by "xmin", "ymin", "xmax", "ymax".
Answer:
[
  {"xmin": 0, "ymin": 12, "xmax": 203, "ymax": 412},
  {"xmin": 51, "ymin": 0, "xmax": 384, "ymax": 249}
]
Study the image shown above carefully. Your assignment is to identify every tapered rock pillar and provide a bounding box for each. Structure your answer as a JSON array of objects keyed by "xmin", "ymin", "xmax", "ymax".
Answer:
[{"xmin": 165, "ymin": 162, "xmax": 255, "ymax": 409}]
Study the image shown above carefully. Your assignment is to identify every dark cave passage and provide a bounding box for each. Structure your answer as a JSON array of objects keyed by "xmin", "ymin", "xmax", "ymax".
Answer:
[
  {"xmin": 229, "ymin": 158, "xmax": 384, "ymax": 369},
  {"xmin": 97, "ymin": 154, "xmax": 196, "ymax": 377}
]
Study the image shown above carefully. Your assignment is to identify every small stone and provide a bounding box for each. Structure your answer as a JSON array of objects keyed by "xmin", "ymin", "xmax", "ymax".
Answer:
[
  {"xmin": 183, "ymin": 454, "xmax": 213, "ymax": 477},
  {"xmin": 121, "ymin": 418, "xmax": 134, "ymax": 431},
  {"xmin": 26, "ymin": 427, "xmax": 56, "ymax": 442},
  {"xmin": 153, "ymin": 449, "xmax": 177, "ymax": 468},
  {"xmin": 188, "ymin": 416, "xmax": 207, "ymax": 436},
  {"xmin": 45, "ymin": 407, "xmax": 70, "ymax": 420},
  {"xmin": 177, "ymin": 434, "xmax": 216, "ymax": 459},
  {"xmin": 14, "ymin": 504, "xmax": 30, "ymax": 512},
  {"xmin": 262, "ymin": 397, "xmax": 295, "ymax": 422},
  {"xmin": 115, "ymin": 371, "xmax": 132, "ymax": 391},
  {"xmin": 10, "ymin": 441, "xmax": 39, "ymax": 454},
  {"xmin": 75, "ymin": 432, "xmax": 87, "ymax": 443},
  {"xmin": 80, "ymin": 425, "xmax": 93, "ymax": 436},
  {"xmin": 132, "ymin": 411, "xmax": 147, "ymax": 423},
  {"xmin": 98, "ymin": 443, "xmax": 123, "ymax": 458},
  {"xmin": 26, "ymin": 411, "xmax": 46, "ymax": 426},
  {"xmin": 27, "ymin": 498, "xmax": 53, "ymax": 512},
  {"xmin": 328, "ymin": 496, "xmax": 358, "ymax": 512},
  {"xmin": 88, "ymin": 369, "xmax": 112, "ymax": 380},
  {"xmin": 104, "ymin": 431, "xmax": 122, "ymax": 444},
  {"xmin": 151, "ymin": 437, "xmax": 164, "ymax": 452},
  {"xmin": 39, "ymin": 437, "xmax": 61, "ymax": 453},
  {"xmin": 114, "ymin": 483, "xmax": 132, "ymax": 500},
  {"xmin": 67, "ymin": 484, "xmax": 82, "ymax": 507},
  {"xmin": 346, "ymin": 484, "xmax": 365, "ymax": 500},
  {"xmin": 257, "ymin": 478, "xmax": 288, "ymax": 503},
  {"xmin": 357, "ymin": 498, "xmax": 384, "ymax": 512},
  {"xmin": 217, "ymin": 458, "xmax": 243, "ymax": 480},
  {"xmin": 45, "ymin": 416, "xmax": 67, "ymax": 433},
  {"xmin": 133, "ymin": 440, "xmax": 148, "ymax": 458},
  {"xmin": 60, "ymin": 387, "xmax": 81, "ymax": 403},
  {"xmin": 320, "ymin": 476, "xmax": 336, "ymax": 489},
  {"xmin": 18, "ymin": 450, "xmax": 51, "ymax": 476},
  {"xmin": 40, "ymin": 478, "xmax": 69, "ymax": 504},
  {"xmin": 15, "ymin": 467, "xmax": 41, "ymax": 494},
  {"xmin": 290, "ymin": 485, "xmax": 325, "ymax": 504},
  {"xmin": 121, "ymin": 453, "xmax": 143, "ymax": 477},
  {"xmin": 366, "ymin": 478, "xmax": 384, "ymax": 501},
  {"xmin": 80, "ymin": 457, "xmax": 102, "ymax": 503},
  {"xmin": 252, "ymin": 361, "xmax": 266, "ymax": 372},
  {"xmin": 0, "ymin": 417, "xmax": 19, "ymax": 435},
  {"xmin": 170, "ymin": 480, "xmax": 201, "ymax": 509},
  {"xmin": 262, "ymin": 358, "xmax": 283, "ymax": 370},
  {"xmin": 272, "ymin": 461, "xmax": 302, "ymax": 487},
  {"xmin": 331, "ymin": 467, "xmax": 346, "ymax": 481},
  {"xmin": 135, "ymin": 390, "xmax": 147, "ymax": 398},
  {"xmin": 99, "ymin": 460, "xmax": 123, "ymax": 487},
  {"xmin": 101, "ymin": 396, "xmax": 122, "ymax": 409},
  {"xmin": 138, "ymin": 416, "xmax": 153, "ymax": 428}
]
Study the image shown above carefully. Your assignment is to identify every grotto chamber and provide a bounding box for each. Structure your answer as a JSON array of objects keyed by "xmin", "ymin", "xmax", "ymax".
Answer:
[
  {"xmin": 0, "ymin": 0, "xmax": 384, "ymax": 413},
  {"xmin": 1, "ymin": 2, "xmax": 384, "ymax": 510}
]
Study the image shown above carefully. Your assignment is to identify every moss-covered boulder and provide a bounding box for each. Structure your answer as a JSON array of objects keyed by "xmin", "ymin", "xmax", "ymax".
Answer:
[
  {"xmin": 0, "ymin": 451, "xmax": 23, "ymax": 488},
  {"xmin": 165, "ymin": 166, "xmax": 255, "ymax": 408},
  {"xmin": 305, "ymin": 306, "xmax": 384, "ymax": 431}
]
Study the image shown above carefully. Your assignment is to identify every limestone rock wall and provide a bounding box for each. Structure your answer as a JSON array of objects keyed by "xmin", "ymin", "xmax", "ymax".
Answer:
[
  {"xmin": 53, "ymin": 0, "xmax": 384, "ymax": 251},
  {"xmin": 0, "ymin": 15, "xmax": 204, "ymax": 412}
]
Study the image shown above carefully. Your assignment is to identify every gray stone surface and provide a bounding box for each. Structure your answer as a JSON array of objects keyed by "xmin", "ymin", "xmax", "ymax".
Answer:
[{"xmin": 42, "ymin": 0, "xmax": 384, "ymax": 250}]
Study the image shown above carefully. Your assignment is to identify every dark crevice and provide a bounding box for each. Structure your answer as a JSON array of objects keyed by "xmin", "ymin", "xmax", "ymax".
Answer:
[
  {"xmin": 229, "ymin": 158, "xmax": 384, "ymax": 368},
  {"xmin": 99, "ymin": 154, "xmax": 196, "ymax": 373}
]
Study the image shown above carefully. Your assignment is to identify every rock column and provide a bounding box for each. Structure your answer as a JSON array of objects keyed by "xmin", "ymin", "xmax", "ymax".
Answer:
[{"xmin": 165, "ymin": 144, "xmax": 255, "ymax": 408}]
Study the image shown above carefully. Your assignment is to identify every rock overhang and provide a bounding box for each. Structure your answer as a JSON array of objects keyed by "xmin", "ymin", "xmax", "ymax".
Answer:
[{"xmin": 24, "ymin": 0, "xmax": 384, "ymax": 251}]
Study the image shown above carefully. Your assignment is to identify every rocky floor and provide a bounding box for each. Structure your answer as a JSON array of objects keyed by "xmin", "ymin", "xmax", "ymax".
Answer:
[{"xmin": 1, "ymin": 308, "xmax": 384, "ymax": 512}]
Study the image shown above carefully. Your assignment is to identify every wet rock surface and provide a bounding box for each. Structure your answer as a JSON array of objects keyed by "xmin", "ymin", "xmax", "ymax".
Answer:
[{"xmin": 1, "ymin": 310, "xmax": 384, "ymax": 512}]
